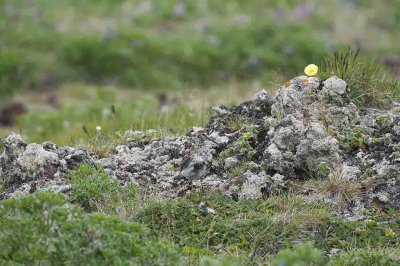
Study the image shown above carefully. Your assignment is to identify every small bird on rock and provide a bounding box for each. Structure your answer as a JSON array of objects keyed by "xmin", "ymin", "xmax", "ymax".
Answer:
[
  {"xmin": 174, "ymin": 131, "xmax": 218, "ymax": 195},
  {"xmin": 175, "ymin": 146, "xmax": 213, "ymax": 197},
  {"xmin": 177, "ymin": 147, "xmax": 213, "ymax": 182}
]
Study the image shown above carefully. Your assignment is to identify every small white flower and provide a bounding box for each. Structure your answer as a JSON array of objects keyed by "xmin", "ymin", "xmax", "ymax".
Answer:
[{"xmin": 96, "ymin": 126, "xmax": 102, "ymax": 131}]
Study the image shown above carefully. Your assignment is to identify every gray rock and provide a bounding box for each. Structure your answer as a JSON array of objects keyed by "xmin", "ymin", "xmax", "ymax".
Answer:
[
  {"xmin": 224, "ymin": 170, "xmax": 271, "ymax": 200},
  {"xmin": 224, "ymin": 156, "xmax": 239, "ymax": 170},
  {"xmin": 318, "ymin": 76, "xmax": 348, "ymax": 106},
  {"xmin": 296, "ymin": 123, "xmax": 341, "ymax": 177},
  {"xmin": 1, "ymin": 75, "xmax": 399, "ymax": 214},
  {"xmin": 0, "ymin": 134, "xmax": 94, "ymax": 198},
  {"xmin": 340, "ymin": 165, "xmax": 361, "ymax": 180}
]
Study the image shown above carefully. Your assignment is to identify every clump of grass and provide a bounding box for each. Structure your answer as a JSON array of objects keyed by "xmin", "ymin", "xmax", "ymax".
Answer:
[
  {"xmin": 305, "ymin": 172, "xmax": 361, "ymax": 208},
  {"xmin": 267, "ymin": 195, "xmax": 332, "ymax": 232},
  {"xmin": 81, "ymin": 125, "xmax": 118, "ymax": 158},
  {"xmin": 320, "ymin": 48, "xmax": 400, "ymax": 108},
  {"xmin": 225, "ymin": 117, "xmax": 245, "ymax": 132},
  {"xmin": 68, "ymin": 164, "xmax": 138, "ymax": 213},
  {"xmin": 319, "ymin": 174, "xmax": 361, "ymax": 202}
]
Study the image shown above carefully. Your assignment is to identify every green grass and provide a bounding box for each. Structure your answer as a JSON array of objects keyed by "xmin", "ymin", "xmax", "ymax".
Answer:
[
  {"xmin": 2, "ymin": 188, "xmax": 398, "ymax": 265},
  {"xmin": 15, "ymin": 85, "xmax": 209, "ymax": 148},
  {"xmin": 0, "ymin": 191, "xmax": 181, "ymax": 266},
  {"xmin": 10, "ymin": 77, "xmax": 268, "ymax": 148},
  {"xmin": 1, "ymin": 1, "xmax": 400, "ymax": 265},
  {"xmin": 0, "ymin": 0, "xmax": 332, "ymax": 98},
  {"xmin": 1, "ymin": 169, "xmax": 400, "ymax": 265},
  {"xmin": 320, "ymin": 49, "xmax": 400, "ymax": 107},
  {"xmin": 2, "ymin": 0, "xmax": 399, "ymax": 149},
  {"xmin": 2, "ymin": 0, "xmax": 400, "ymax": 98},
  {"xmin": 270, "ymin": 242, "xmax": 327, "ymax": 266},
  {"xmin": 134, "ymin": 193, "xmax": 334, "ymax": 264},
  {"xmin": 331, "ymin": 248, "xmax": 400, "ymax": 266},
  {"xmin": 68, "ymin": 164, "xmax": 138, "ymax": 212}
]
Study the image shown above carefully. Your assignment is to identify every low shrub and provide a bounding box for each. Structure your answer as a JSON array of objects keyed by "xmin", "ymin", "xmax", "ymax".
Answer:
[
  {"xmin": 0, "ymin": 191, "xmax": 180, "ymax": 265},
  {"xmin": 61, "ymin": 21, "xmax": 326, "ymax": 88},
  {"xmin": 270, "ymin": 242, "xmax": 328, "ymax": 266}
]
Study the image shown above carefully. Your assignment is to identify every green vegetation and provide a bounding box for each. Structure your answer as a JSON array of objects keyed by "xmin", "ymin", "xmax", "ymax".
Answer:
[
  {"xmin": 1, "ymin": 1, "xmax": 400, "ymax": 265},
  {"xmin": 320, "ymin": 49, "xmax": 400, "ymax": 107},
  {"xmin": 1, "ymin": 188, "xmax": 399, "ymax": 265},
  {"xmin": 68, "ymin": 164, "xmax": 138, "ymax": 213},
  {"xmin": 1, "ymin": 164, "xmax": 399, "ymax": 265},
  {"xmin": 316, "ymin": 215, "xmax": 400, "ymax": 252},
  {"xmin": 2, "ymin": 0, "xmax": 400, "ymax": 98},
  {"xmin": 218, "ymin": 124, "xmax": 257, "ymax": 178},
  {"xmin": 331, "ymin": 248, "xmax": 400, "ymax": 266},
  {"xmin": 0, "ymin": 0, "xmax": 333, "ymax": 98},
  {"xmin": 61, "ymin": 22, "xmax": 325, "ymax": 88},
  {"xmin": 1, "ymin": 0, "xmax": 398, "ymax": 147},
  {"xmin": 0, "ymin": 191, "xmax": 180, "ymax": 266},
  {"xmin": 328, "ymin": 125, "xmax": 369, "ymax": 153},
  {"xmin": 271, "ymin": 242, "xmax": 327, "ymax": 266},
  {"xmin": 16, "ymin": 85, "xmax": 209, "ymax": 146}
]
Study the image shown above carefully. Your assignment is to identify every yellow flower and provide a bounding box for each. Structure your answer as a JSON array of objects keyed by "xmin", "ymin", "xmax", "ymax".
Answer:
[
  {"xmin": 304, "ymin": 64, "xmax": 318, "ymax": 76},
  {"xmin": 242, "ymin": 133, "xmax": 250, "ymax": 141},
  {"xmin": 284, "ymin": 81, "xmax": 291, "ymax": 88},
  {"xmin": 384, "ymin": 228, "xmax": 396, "ymax": 237}
]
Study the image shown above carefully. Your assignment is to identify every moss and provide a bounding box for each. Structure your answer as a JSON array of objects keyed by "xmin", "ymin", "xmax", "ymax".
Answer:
[
  {"xmin": 376, "ymin": 115, "xmax": 393, "ymax": 129},
  {"xmin": 336, "ymin": 126, "xmax": 369, "ymax": 153},
  {"xmin": 227, "ymin": 165, "xmax": 248, "ymax": 179},
  {"xmin": 315, "ymin": 162, "xmax": 332, "ymax": 179}
]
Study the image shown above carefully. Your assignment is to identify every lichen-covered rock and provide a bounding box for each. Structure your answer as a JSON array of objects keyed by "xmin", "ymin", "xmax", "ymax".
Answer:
[
  {"xmin": 1, "ymin": 75, "xmax": 399, "ymax": 217},
  {"xmin": 318, "ymin": 76, "xmax": 348, "ymax": 106},
  {"xmin": 295, "ymin": 123, "xmax": 341, "ymax": 177},
  {"xmin": 222, "ymin": 170, "xmax": 271, "ymax": 200},
  {"xmin": 0, "ymin": 134, "xmax": 94, "ymax": 198}
]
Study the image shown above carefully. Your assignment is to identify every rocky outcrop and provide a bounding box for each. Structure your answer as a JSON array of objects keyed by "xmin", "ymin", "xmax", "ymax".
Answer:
[{"xmin": 1, "ymin": 76, "xmax": 399, "ymax": 214}]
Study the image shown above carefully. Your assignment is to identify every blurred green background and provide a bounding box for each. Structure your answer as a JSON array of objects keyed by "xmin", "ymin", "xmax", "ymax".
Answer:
[{"xmin": 0, "ymin": 0, "xmax": 399, "ymax": 147}]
